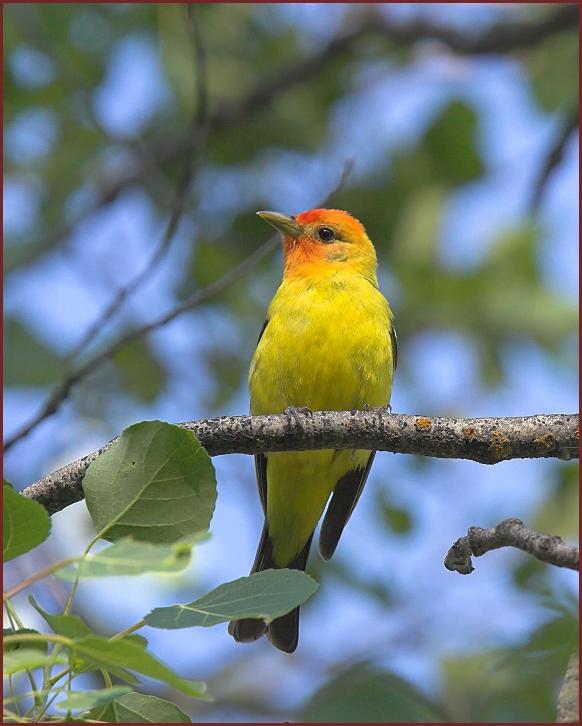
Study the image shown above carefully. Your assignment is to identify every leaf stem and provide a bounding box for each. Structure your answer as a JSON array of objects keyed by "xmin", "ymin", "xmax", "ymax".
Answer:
[
  {"xmin": 4, "ymin": 599, "xmax": 42, "ymax": 707},
  {"xmin": 43, "ymin": 531, "xmax": 102, "ymax": 706},
  {"xmin": 3, "ymin": 557, "xmax": 78, "ymax": 600},
  {"xmin": 109, "ymin": 618, "xmax": 146, "ymax": 641},
  {"xmin": 3, "ymin": 632, "xmax": 72, "ymax": 647}
]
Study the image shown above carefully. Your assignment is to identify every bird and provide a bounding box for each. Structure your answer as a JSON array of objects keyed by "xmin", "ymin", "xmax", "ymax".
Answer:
[{"xmin": 228, "ymin": 208, "xmax": 397, "ymax": 653}]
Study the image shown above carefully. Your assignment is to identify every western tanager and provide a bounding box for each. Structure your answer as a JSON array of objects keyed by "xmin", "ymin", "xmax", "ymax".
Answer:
[{"xmin": 229, "ymin": 208, "xmax": 397, "ymax": 652}]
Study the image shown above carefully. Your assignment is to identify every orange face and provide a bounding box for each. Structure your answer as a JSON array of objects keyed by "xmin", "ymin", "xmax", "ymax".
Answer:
[
  {"xmin": 257, "ymin": 208, "xmax": 376, "ymax": 277},
  {"xmin": 294, "ymin": 208, "xmax": 367, "ymax": 245}
]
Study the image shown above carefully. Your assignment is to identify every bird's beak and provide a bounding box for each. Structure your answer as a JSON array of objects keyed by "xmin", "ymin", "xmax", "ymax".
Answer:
[{"xmin": 256, "ymin": 211, "xmax": 301, "ymax": 238}]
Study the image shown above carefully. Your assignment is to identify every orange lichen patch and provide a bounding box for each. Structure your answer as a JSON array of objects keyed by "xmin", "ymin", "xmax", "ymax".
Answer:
[
  {"xmin": 489, "ymin": 431, "xmax": 512, "ymax": 460},
  {"xmin": 463, "ymin": 426, "xmax": 477, "ymax": 441},
  {"xmin": 415, "ymin": 416, "xmax": 432, "ymax": 432},
  {"xmin": 534, "ymin": 433, "xmax": 556, "ymax": 451}
]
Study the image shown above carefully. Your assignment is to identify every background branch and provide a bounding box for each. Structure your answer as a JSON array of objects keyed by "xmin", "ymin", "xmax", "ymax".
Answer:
[
  {"xmin": 13, "ymin": 3, "xmax": 576, "ymax": 270},
  {"xmin": 3, "ymin": 161, "xmax": 353, "ymax": 453},
  {"xmin": 66, "ymin": 5, "xmax": 210, "ymax": 362},
  {"xmin": 444, "ymin": 517, "xmax": 579, "ymax": 574},
  {"xmin": 529, "ymin": 108, "xmax": 579, "ymax": 212},
  {"xmin": 20, "ymin": 412, "xmax": 578, "ymax": 515},
  {"xmin": 557, "ymin": 653, "xmax": 579, "ymax": 723}
]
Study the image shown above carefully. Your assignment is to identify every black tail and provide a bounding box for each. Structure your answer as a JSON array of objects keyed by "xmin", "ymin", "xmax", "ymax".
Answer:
[{"xmin": 228, "ymin": 526, "xmax": 313, "ymax": 653}]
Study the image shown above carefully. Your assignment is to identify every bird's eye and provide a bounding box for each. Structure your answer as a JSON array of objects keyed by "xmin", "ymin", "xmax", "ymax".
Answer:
[{"xmin": 317, "ymin": 227, "xmax": 335, "ymax": 243}]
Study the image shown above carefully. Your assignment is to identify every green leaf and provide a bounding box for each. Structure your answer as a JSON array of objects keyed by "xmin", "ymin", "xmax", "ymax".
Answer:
[
  {"xmin": 3, "ymin": 649, "xmax": 67, "ymax": 675},
  {"xmin": 82, "ymin": 421, "xmax": 216, "ymax": 543},
  {"xmin": 55, "ymin": 537, "xmax": 193, "ymax": 579},
  {"xmin": 145, "ymin": 569, "xmax": 318, "ymax": 629},
  {"xmin": 528, "ymin": 31, "xmax": 578, "ymax": 112},
  {"xmin": 72, "ymin": 633, "xmax": 148, "ymax": 687},
  {"xmin": 26, "ymin": 601, "xmax": 146, "ymax": 685},
  {"xmin": 4, "ymin": 318, "xmax": 64, "ymax": 386},
  {"xmin": 123, "ymin": 634, "xmax": 149, "ymax": 649},
  {"xmin": 3, "ymin": 628, "xmax": 47, "ymax": 653},
  {"xmin": 3, "ymin": 482, "xmax": 51, "ymax": 560},
  {"xmin": 87, "ymin": 692, "xmax": 191, "ymax": 723},
  {"xmin": 302, "ymin": 664, "xmax": 447, "ymax": 723},
  {"xmin": 72, "ymin": 636, "xmax": 208, "ymax": 699},
  {"xmin": 57, "ymin": 687, "xmax": 132, "ymax": 712},
  {"xmin": 422, "ymin": 100, "xmax": 483, "ymax": 186},
  {"xmin": 73, "ymin": 661, "xmax": 141, "ymax": 687},
  {"xmin": 112, "ymin": 338, "xmax": 166, "ymax": 404},
  {"xmin": 378, "ymin": 500, "xmax": 414, "ymax": 535},
  {"xmin": 390, "ymin": 185, "xmax": 446, "ymax": 269},
  {"xmin": 29, "ymin": 595, "xmax": 93, "ymax": 639}
]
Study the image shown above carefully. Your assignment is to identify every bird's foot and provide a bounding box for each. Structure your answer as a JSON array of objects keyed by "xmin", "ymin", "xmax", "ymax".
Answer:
[
  {"xmin": 285, "ymin": 406, "xmax": 313, "ymax": 430},
  {"xmin": 363, "ymin": 403, "xmax": 392, "ymax": 413}
]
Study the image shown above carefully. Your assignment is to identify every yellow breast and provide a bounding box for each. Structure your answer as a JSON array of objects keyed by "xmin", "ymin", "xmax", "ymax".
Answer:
[{"xmin": 249, "ymin": 273, "xmax": 394, "ymax": 415}]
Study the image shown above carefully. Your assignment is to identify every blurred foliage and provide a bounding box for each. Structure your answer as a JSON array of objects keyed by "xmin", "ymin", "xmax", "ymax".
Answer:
[
  {"xmin": 375, "ymin": 488, "xmax": 414, "ymax": 535},
  {"xmin": 533, "ymin": 461, "xmax": 579, "ymax": 539},
  {"xmin": 440, "ymin": 608, "xmax": 578, "ymax": 723},
  {"xmin": 4, "ymin": 318, "xmax": 64, "ymax": 386},
  {"xmin": 112, "ymin": 338, "xmax": 166, "ymax": 403},
  {"xmin": 4, "ymin": 2, "xmax": 578, "ymax": 723},
  {"xmin": 302, "ymin": 663, "xmax": 448, "ymax": 722},
  {"xmin": 529, "ymin": 31, "xmax": 579, "ymax": 113}
]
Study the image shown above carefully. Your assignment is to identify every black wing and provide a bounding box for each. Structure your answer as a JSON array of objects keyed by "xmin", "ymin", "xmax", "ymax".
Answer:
[
  {"xmin": 390, "ymin": 322, "xmax": 398, "ymax": 373},
  {"xmin": 319, "ymin": 452, "xmax": 376, "ymax": 561},
  {"xmin": 254, "ymin": 454, "xmax": 267, "ymax": 514},
  {"xmin": 253, "ymin": 319, "xmax": 269, "ymax": 513}
]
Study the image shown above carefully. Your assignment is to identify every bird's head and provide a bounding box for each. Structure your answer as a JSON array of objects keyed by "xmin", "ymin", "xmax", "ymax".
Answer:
[{"xmin": 257, "ymin": 208, "xmax": 378, "ymax": 282}]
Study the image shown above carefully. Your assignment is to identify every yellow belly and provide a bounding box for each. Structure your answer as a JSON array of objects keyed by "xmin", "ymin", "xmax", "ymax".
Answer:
[{"xmin": 249, "ymin": 274, "xmax": 394, "ymax": 564}]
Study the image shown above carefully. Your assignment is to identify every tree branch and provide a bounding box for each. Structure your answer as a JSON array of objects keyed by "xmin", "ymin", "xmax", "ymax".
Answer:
[
  {"xmin": 444, "ymin": 517, "xmax": 579, "ymax": 575},
  {"xmin": 20, "ymin": 412, "xmax": 578, "ymax": 516},
  {"xmin": 372, "ymin": 4, "xmax": 578, "ymax": 55},
  {"xmin": 529, "ymin": 108, "xmax": 579, "ymax": 212},
  {"xmin": 557, "ymin": 653, "xmax": 579, "ymax": 723}
]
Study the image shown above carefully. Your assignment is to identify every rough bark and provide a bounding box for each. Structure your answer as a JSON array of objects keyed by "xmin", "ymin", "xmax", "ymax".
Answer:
[
  {"xmin": 445, "ymin": 518, "xmax": 579, "ymax": 574},
  {"xmin": 19, "ymin": 411, "xmax": 578, "ymax": 515},
  {"xmin": 557, "ymin": 653, "xmax": 579, "ymax": 723}
]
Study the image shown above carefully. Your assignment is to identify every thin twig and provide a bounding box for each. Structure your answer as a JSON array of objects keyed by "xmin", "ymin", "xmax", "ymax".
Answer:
[
  {"xmin": 529, "ymin": 109, "xmax": 579, "ymax": 212},
  {"xmin": 444, "ymin": 517, "xmax": 579, "ymax": 575},
  {"xmin": 3, "ymin": 557, "xmax": 78, "ymax": 600},
  {"xmin": 20, "ymin": 412, "xmax": 579, "ymax": 516},
  {"xmin": 66, "ymin": 6, "xmax": 209, "ymax": 361},
  {"xmin": 6, "ymin": 4, "xmax": 576, "ymax": 276},
  {"xmin": 4, "ymin": 162, "xmax": 353, "ymax": 452},
  {"xmin": 371, "ymin": 4, "xmax": 578, "ymax": 55}
]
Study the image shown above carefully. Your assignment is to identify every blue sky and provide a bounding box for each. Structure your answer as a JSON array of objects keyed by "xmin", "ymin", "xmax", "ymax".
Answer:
[{"xmin": 4, "ymin": 4, "xmax": 578, "ymax": 719}]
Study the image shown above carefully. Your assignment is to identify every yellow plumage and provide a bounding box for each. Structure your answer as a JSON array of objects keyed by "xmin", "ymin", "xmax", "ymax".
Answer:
[
  {"xmin": 250, "ymin": 271, "xmax": 394, "ymax": 564},
  {"xmin": 230, "ymin": 208, "xmax": 396, "ymax": 652}
]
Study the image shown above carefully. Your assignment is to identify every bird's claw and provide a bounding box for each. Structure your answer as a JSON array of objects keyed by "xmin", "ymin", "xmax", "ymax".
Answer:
[
  {"xmin": 363, "ymin": 403, "xmax": 391, "ymax": 413},
  {"xmin": 285, "ymin": 406, "xmax": 313, "ymax": 429}
]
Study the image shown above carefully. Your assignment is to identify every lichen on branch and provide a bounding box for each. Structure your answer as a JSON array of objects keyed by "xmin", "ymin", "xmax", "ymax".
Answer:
[{"xmin": 20, "ymin": 411, "xmax": 579, "ymax": 516}]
